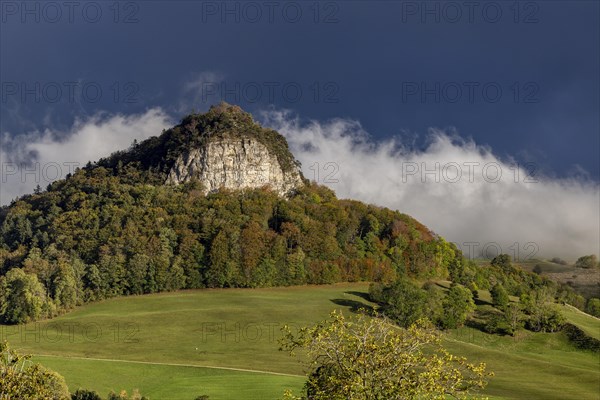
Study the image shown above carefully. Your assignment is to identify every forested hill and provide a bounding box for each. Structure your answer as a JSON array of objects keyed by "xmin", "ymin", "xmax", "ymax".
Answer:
[{"xmin": 0, "ymin": 104, "xmax": 459, "ymax": 324}]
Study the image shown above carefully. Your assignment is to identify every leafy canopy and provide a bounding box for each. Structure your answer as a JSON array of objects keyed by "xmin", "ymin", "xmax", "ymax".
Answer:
[
  {"xmin": 0, "ymin": 341, "xmax": 70, "ymax": 400},
  {"xmin": 279, "ymin": 311, "xmax": 492, "ymax": 400}
]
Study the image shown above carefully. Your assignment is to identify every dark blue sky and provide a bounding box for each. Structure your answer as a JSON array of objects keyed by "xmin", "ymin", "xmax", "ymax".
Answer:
[{"xmin": 1, "ymin": 0, "xmax": 599, "ymax": 179}]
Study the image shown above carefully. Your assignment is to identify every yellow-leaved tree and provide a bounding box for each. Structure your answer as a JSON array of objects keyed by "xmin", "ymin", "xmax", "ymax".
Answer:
[
  {"xmin": 279, "ymin": 311, "xmax": 492, "ymax": 400},
  {"xmin": 0, "ymin": 341, "xmax": 70, "ymax": 400}
]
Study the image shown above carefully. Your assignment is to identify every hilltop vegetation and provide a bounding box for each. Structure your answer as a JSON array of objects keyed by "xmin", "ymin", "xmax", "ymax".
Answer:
[{"xmin": 97, "ymin": 102, "xmax": 301, "ymax": 180}]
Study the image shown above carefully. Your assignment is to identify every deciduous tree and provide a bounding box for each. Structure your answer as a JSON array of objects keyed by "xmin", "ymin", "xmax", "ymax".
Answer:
[
  {"xmin": 0, "ymin": 341, "xmax": 69, "ymax": 400},
  {"xmin": 279, "ymin": 311, "xmax": 491, "ymax": 400},
  {"xmin": 491, "ymin": 283, "xmax": 510, "ymax": 310},
  {"xmin": 0, "ymin": 268, "xmax": 48, "ymax": 324},
  {"xmin": 439, "ymin": 285, "xmax": 476, "ymax": 329}
]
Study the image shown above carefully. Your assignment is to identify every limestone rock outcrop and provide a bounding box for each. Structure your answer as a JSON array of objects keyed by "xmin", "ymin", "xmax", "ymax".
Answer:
[{"xmin": 166, "ymin": 136, "xmax": 304, "ymax": 196}]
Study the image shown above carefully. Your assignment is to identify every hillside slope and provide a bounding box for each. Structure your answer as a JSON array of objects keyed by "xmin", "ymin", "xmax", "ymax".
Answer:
[{"xmin": 2, "ymin": 284, "xmax": 594, "ymax": 400}]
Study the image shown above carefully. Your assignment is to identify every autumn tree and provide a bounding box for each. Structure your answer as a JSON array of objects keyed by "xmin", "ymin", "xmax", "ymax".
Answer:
[
  {"xmin": 0, "ymin": 341, "xmax": 70, "ymax": 399},
  {"xmin": 285, "ymin": 248, "xmax": 307, "ymax": 285},
  {"xmin": 207, "ymin": 229, "xmax": 240, "ymax": 287},
  {"xmin": 279, "ymin": 311, "xmax": 491, "ymax": 400},
  {"xmin": 240, "ymin": 221, "xmax": 267, "ymax": 286}
]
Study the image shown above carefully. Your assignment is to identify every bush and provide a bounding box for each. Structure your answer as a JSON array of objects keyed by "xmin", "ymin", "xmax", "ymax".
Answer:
[
  {"xmin": 562, "ymin": 323, "xmax": 600, "ymax": 352},
  {"xmin": 575, "ymin": 255, "xmax": 598, "ymax": 269},
  {"xmin": 525, "ymin": 305, "xmax": 565, "ymax": 333},
  {"xmin": 483, "ymin": 314, "xmax": 507, "ymax": 335},
  {"xmin": 107, "ymin": 389, "xmax": 148, "ymax": 400},
  {"xmin": 490, "ymin": 254, "xmax": 512, "ymax": 271},
  {"xmin": 586, "ymin": 298, "xmax": 600, "ymax": 317},
  {"xmin": 467, "ymin": 281, "xmax": 479, "ymax": 299},
  {"xmin": 72, "ymin": 389, "xmax": 102, "ymax": 400}
]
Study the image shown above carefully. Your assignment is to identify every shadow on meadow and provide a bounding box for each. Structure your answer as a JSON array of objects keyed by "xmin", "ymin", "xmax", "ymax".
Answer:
[{"xmin": 330, "ymin": 291, "xmax": 375, "ymax": 314}]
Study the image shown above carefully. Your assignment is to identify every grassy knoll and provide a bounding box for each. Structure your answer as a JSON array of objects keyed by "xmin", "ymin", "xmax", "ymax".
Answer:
[
  {"xmin": 2, "ymin": 283, "xmax": 599, "ymax": 400},
  {"xmin": 561, "ymin": 304, "xmax": 600, "ymax": 340}
]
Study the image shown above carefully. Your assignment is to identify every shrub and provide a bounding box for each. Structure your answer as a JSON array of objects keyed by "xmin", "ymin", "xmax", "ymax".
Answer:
[
  {"xmin": 551, "ymin": 257, "xmax": 567, "ymax": 265},
  {"xmin": 71, "ymin": 389, "xmax": 102, "ymax": 400},
  {"xmin": 562, "ymin": 323, "xmax": 600, "ymax": 352},
  {"xmin": 467, "ymin": 281, "xmax": 479, "ymax": 299},
  {"xmin": 586, "ymin": 298, "xmax": 600, "ymax": 318},
  {"xmin": 525, "ymin": 305, "xmax": 565, "ymax": 333},
  {"xmin": 490, "ymin": 254, "xmax": 512, "ymax": 271},
  {"xmin": 107, "ymin": 389, "xmax": 148, "ymax": 400},
  {"xmin": 575, "ymin": 255, "xmax": 598, "ymax": 269}
]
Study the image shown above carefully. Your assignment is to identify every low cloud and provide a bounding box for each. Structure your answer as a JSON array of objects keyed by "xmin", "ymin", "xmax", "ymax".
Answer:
[
  {"xmin": 262, "ymin": 109, "xmax": 600, "ymax": 262},
  {"xmin": 1, "ymin": 108, "xmax": 173, "ymax": 205},
  {"xmin": 2, "ymin": 106, "xmax": 597, "ymax": 261}
]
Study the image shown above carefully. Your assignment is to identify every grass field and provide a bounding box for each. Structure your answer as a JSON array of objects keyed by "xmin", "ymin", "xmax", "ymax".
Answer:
[
  {"xmin": 2, "ymin": 283, "xmax": 599, "ymax": 400},
  {"xmin": 519, "ymin": 259, "xmax": 574, "ymax": 274},
  {"xmin": 32, "ymin": 356, "xmax": 304, "ymax": 399}
]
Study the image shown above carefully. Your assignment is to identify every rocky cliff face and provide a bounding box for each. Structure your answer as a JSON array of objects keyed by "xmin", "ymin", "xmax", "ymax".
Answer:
[
  {"xmin": 97, "ymin": 102, "xmax": 305, "ymax": 196},
  {"xmin": 166, "ymin": 136, "xmax": 304, "ymax": 196}
]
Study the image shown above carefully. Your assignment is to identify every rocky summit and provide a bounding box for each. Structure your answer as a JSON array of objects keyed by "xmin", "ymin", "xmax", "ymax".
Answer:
[
  {"xmin": 166, "ymin": 137, "xmax": 304, "ymax": 196},
  {"xmin": 98, "ymin": 102, "xmax": 305, "ymax": 196}
]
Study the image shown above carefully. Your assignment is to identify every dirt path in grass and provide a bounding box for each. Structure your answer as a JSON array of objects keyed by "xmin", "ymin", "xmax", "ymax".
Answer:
[{"xmin": 35, "ymin": 354, "xmax": 304, "ymax": 377}]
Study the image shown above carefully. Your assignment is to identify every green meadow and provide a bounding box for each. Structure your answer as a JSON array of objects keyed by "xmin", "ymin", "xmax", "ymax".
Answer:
[{"xmin": 2, "ymin": 283, "xmax": 598, "ymax": 400}]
